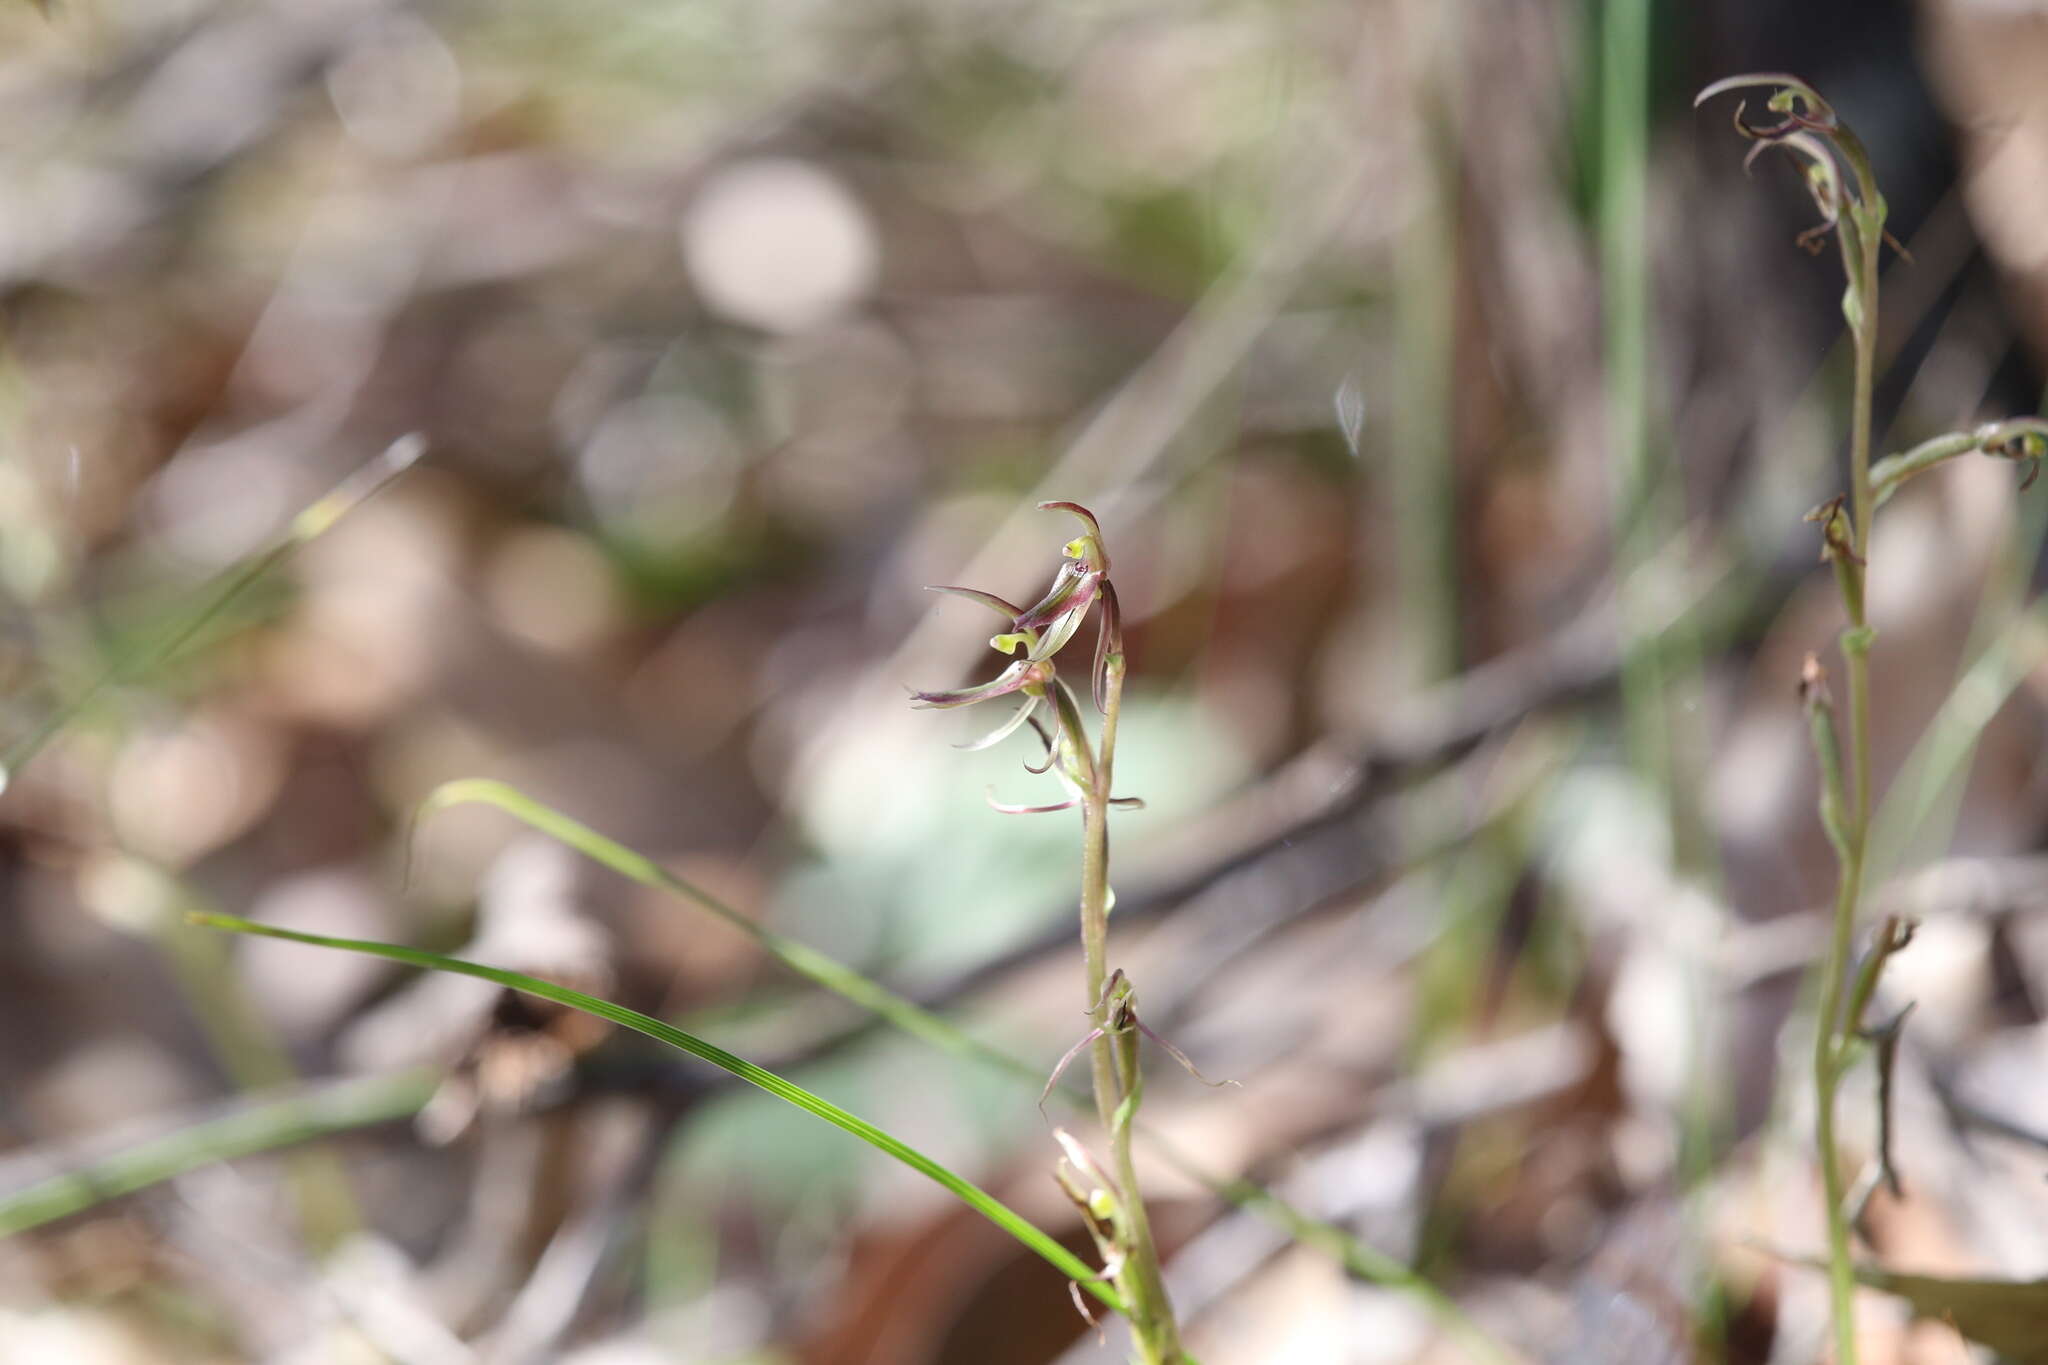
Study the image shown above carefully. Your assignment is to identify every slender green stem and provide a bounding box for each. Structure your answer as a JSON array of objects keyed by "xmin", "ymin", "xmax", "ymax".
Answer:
[
  {"xmin": 1111, "ymin": 1021, "xmax": 1172, "ymax": 1365},
  {"xmin": 1814, "ymin": 186, "xmax": 1885, "ymax": 1365},
  {"xmin": 1081, "ymin": 809, "xmax": 1115, "ymax": 1130},
  {"xmin": 1813, "ymin": 830, "xmax": 1866, "ymax": 1365},
  {"xmin": 1083, "ymin": 652, "xmax": 1182, "ymax": 1361}
]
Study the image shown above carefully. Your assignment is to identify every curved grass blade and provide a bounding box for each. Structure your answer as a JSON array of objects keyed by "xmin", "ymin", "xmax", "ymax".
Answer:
[
  {"xmin": 186, "ymin": 911, "xmax": 1123, "ymax": 1316},
  {"xmin": 416, "ymin": 779, "xmax": 1511, "ymax": 1359},
  {"xmin": 15, "ymin": 782, "xmax": 1503, "ymax": 1355},
  {"xmin": 413, "ymin": 780, "xmax": 1024, "ymax": 1075},
  {"xmin": 0, "ymin": 1069, "xmax": 435, "ymax": 1237},
  {"xmin": 1866, "ymin": 592, "xmax": 2048, "ymax": 884}
]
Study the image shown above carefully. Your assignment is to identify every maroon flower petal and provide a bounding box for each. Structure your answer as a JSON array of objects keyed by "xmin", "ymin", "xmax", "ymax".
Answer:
[
  {"xmin": 1091, "ymin": 580, "xmax": 1123, "ymax": 714},
  {"xmin": 1013, "ymin": 563, "xmax": 1100, "ymax": 632},
  {"xmin": 909, "ymin": 658, "xmax": 1039, "ymax": 709}
]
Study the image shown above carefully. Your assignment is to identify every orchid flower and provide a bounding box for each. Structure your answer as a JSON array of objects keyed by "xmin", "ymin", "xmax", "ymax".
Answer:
[
  {"xmin": 1038, "ymin": 969, "xmax": 1235, "ymax": 1113},
  {"xmin": 910, "ymin": 502, "xmax": 1134, "ymax": 812}
]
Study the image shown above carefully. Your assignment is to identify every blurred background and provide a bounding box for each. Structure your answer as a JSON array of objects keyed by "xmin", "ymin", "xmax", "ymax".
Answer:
[{"xmin": 3, "ymin": 0, "xmax": 2048, "ymax": 1361}]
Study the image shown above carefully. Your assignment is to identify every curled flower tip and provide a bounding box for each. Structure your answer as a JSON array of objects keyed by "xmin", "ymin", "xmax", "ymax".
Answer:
[
  {"xmin": 1978, "ymin": 418, "xmax": 2048, "ymax": 464},
  {"xmin": 1022, "ymin": 715, "xmax": 1058, "ymax": 774},
  {"xmin": 1694, "ymin": 72, "xmax": 1835, "ymax": 129},
  {"xmin": 1729, "ymin": 100, "xmax": 1764, "ymax": 144},
  {"xmin": 1037, "ymin": 500, "xmax": 1103, "ymax": 540},
  {"xmin": 1038, "ymin": 500, "xmax": 1110, "ymax": 573},
  {"xmin": 1067, "ymin": 1282, "xmax": 1106, "ymax": 1340},
  {"xmin": 1750, "ymin": 129, "xmax": 1842, "ymax": 232},
  {"xmin": 926, "ymin": 584, "xmax": 1027, "ymax": 619},
  {"xmin": 1739, "ymin": 122, "xmax": 1783, "ymax": 174}
]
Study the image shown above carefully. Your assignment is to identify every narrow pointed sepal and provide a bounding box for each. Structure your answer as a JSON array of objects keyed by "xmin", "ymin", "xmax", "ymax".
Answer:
[
  {"xmin": 1037, "ymin": 500, "xmax": 1103, "ymax": 540},
  {"xmin": 953, "ymin": 694, "xmax": 1040, "ymax": 751},
  {"xmin": 985, "ymin": 789, "xmax": 1084, "ymax": 815},
  {"xmin": 1694, "ymin": 72, "xmax": 1835, "ymax": 129},
  {"xmin": 925, "ymin": 584, "xmax": 1027, "ymax": 619},
  {"xmin": 1039, "ymin": 1026, "xmax": 1106, "ymax": 1113},
  {"xmin": 1135, "ymin": 1019, "xmax": 1239, "ymax": 1091},
  {"xmin": 909, "ymin": 658, "xmax": 1045, "ymax": 710}
]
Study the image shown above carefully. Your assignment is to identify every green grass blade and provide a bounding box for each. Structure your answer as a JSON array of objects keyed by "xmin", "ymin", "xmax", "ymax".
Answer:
[
  {"xmin": 416, "ymin": 779, "xmax": 1022, "ymax": 1072},
  {"xmin": 20, "ymin": 782, "xmax": 1505, "ymax": 1354},
  {"xmin": 0, "ymin": 1069, "xmax": 435, "ymax": 1237},
  {"xmin": 186, "ymin": 910, "xmax": 1122, "ymax": 1315},
  {"xmin": 1867, "ymin": 604, "xmax": 2048, "ymax": 884},
  {"xmin": 417, "ymin": 779, "xmax": 1511, "ymax": 1360}
]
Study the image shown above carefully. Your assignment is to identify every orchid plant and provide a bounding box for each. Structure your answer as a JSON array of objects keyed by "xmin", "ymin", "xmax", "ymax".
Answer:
[
  {"xmin": 913, "ymin": 501, "xmax": 1195, "ymax": 1364},
  {"xmin": 1699, "ymin": 73, "xmax": 2048, "ymax": 1365}
]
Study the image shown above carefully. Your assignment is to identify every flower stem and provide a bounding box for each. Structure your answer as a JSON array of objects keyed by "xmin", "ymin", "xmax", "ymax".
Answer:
[
  {"xmin": 1813, "ymin": 195, "xmax": 1884, "ymax": 1365},
  {"xmin": 1080, "ymin": 651, "xmax": 1184, "ymax": 1362},
  {"xmin": 1082, "ymin": 809, "xmax": 1115, "ymax": 1129}
]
